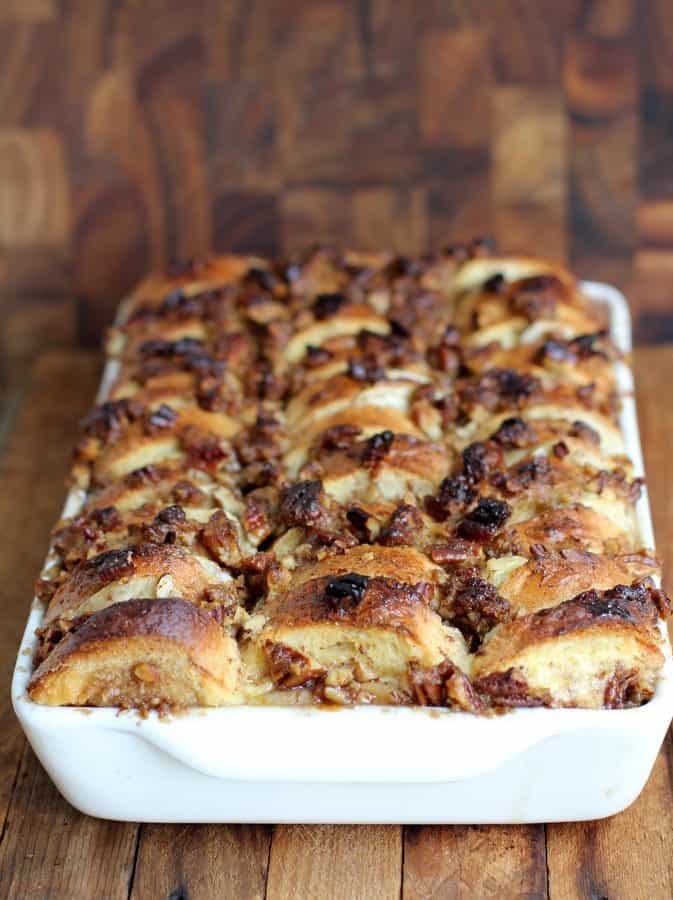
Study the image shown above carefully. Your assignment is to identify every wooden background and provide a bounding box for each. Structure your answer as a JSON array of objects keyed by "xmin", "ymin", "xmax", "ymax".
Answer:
[
  {"xmin": 2, "ymin": 1, "xmax": 673, "ymax": 898},
  {"xmin": 2, "ymin": 0, "xmax": 673, "ymax": 391}
]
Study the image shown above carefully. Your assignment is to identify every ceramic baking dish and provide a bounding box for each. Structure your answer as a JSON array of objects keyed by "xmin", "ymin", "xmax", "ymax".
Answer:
[{"xmin": 12, "ymin": 281, "xmax": 673, "ymax": 824}]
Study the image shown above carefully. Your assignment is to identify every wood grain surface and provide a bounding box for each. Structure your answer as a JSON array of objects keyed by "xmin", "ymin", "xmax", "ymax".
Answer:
[
  {"xmin": 0, "ymin": 346, "xmax": 672, "ymax": 900},
  {"xmin": 1, "ymin": 2, "xmax": 673, "ymax": 898},
  {"xmin": 0, "ymin": 0, "xmax": 672, "ymax": 403}
]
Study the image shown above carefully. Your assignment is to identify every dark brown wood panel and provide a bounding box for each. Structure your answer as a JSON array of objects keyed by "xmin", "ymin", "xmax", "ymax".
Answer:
[
  {"xmin": 266, "ymin": 825, "xmax": 402, "ymax": 900},
  {"xmin": 403, "ymin": 824, "xmax": 547, "ymax": 899},
  {"xmin": 0, "ymin": 0, "xmax": 672, "ymax": 385},
  {"xmin": 0, "ymin": 747, "xmax": 138, "ymax": 900},
  {"xmin": 131, "ymin": 824, "xmax": 272, "ymax": 900}
]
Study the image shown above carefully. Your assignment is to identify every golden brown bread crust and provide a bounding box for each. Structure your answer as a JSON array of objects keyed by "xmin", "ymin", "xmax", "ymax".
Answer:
[
  {"xmin": 473, "ymin": 581, "xmax": 670, "ymax": 708},
  {"xmin": 28, "ymin": 244, "xmax": 671, "ymax": 711},
  {"xmin": 495, "ymin": 549, "xmax": 658, "ymax": 615},
  {"xmin": 28, "ymin": 597, "xmax": 241, "ymax": 707},
  {"xmin": 43, "ymin": 542, "xmax": 235, "ymax": 626},
  {"xmin": 257, "ymin": 574, "xmax": 471, "ymax": 705},
  {"xmin": 286, "ymin": 545, "xmax": 444, "ymax": 591}
]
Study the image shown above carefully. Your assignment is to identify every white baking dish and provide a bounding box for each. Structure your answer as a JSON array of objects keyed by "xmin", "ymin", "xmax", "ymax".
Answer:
[{"xmin": 12, "ymin": 282, "xmax": 673, "ymax": 824}]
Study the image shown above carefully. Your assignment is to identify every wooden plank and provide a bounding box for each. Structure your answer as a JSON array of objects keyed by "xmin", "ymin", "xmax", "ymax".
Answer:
[
  {"xmin": 0, "ymin": 128, "xmax": 70, "ymax": 249},
  {"xmin": 633, "ymin": 346, "xmax": 673, "ymax": 592},
  {"xmin": 280, "ymin": 187, "xmax": 351, "ymax": 255},
  {"xmin": 565, "ymin": 0, "xmax": 639, "ymax": 303},
  {"xmin": 0, "ymin": 351, "xmax": 140, "ymax": 900},
  {"xmin": 546, "ymin": 751, "xmax": 673, "ymax": 900},
  {"xmin": 0, "ymin": 746, "xmax": 138, "ymax": 900},
  {"xmin": 349, "ymin": 78, "xmax": 419, "ymax": 185},
  {"xmin": 420, "ymin": 28, "xmax": 493, "ymax": 249},
  {"xmin": 418, "ymin": 29, "xmax": 491, "ymax": 152},
  {"xmin": 565, "ymin": 8, "xmax": 638, "ymax": 271},
  {"xmin": 547, "ymin": 346, "xmax": 673, "ymax": 900},
  {"xmin": 426, "ymin": 162, "xmax": 493, "ymax": 252},
  {"xmin": 0, "ymin": 352, "xmax": 98, "ymax": 833},
  {"xmin": 493, "ymin": 86, "xmax": 566, "ymax": 261},
  {"xmin": 274, "ymin": 2, "xmax": 363, "ymax": 184},
  {"xmin": 266, "ymin": 825, "xmax": 402, "ymax": 900},
  {"xmin": 636, "ymin": 0, "xmax": 673, "ymax": 346},
  {"xmin": 352, "ymin": 186, "xmax": 427, "ymax": 254},
  {"xmin": 131, "ymin": 824, "xmax": 272, "ymax": 900},
  {"xmin": 486, "ymin": 0, "xmax": 579, "ymax": 85},
  {"xmin": 403, "ymin": 825, "xmax": 548, "ymax": 899}
]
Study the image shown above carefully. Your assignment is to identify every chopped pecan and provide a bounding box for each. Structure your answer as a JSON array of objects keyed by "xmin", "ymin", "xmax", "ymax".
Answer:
[
  {"xmin": 603, "ymin": 666, "xmax": 646, "ymax": 708},
  {"xmin": 490, "ymin": 457, "xmax": 552, "ymax": 496},
  {"xmin": 201, "ymin": 510, "xmax": 242, "ymax": 566},
  {"xmin": 266, "ymin": 643, "xmax": 322, "ymax": 689},
  {"xmin": 489, "ymin": 416, "xmax": 537, "ymax": 449},
  {"xmin": 318, "ymin": 424, "xmax": 362, "ymax": 451},
  {"xmin": 90, "ymin": 505, "xmax": 123, "ymax": 531},
  {"xmin": 346, "ymin": 506, "xmax": 373, "ymax": 542},
  {"xmin": 171, "ymin": 479, "xmax": 209, "ymax": 506},
  {"xmin": 460, "ymin": 368, "xmax": 542, "ymax": 412},
  {"xmin": 462, "ymin": 441, "xmax": 503, "ymax": 485},
  {"xmin": 440, "ymin": 575, "xmax": 511, "ymax": 649},
  {"xmin": 80, "ymin": 400, "xmax": 135, "ymax": 443},
  {"xmin": 379, "ymin": 504, "xmax": 424, "ymax": 546},
  {"xmin": 125, "ymin": 464, "xmax": 167, "ymax": 487},
  {"xmin": 83, "ymin": 548, "xmax": 135, "ymax": 582},
  {"xmin": 409, "ymin": 661, "xmax": 483, "ymax": 712},
  {"xmin": 243, "ymin": 488, "xmax": 279, "ymax": 543},
  {"xmin": 429, "ymin": 539, "xmax": 480, "ymax": 566},
  {"xmin": 476, "ymin": 668, "xmax": 550, "ymax": 708},
  {"xmin": 136, "ymin": 505, "xmax": 190, "ymax": 546},
  {"xmin": 235, "ymin": 414, "xmax": 286, "ymax": 465},
  {"xmin": 181, "ymin": 426, "xmax": 227, "ymax": 469}
]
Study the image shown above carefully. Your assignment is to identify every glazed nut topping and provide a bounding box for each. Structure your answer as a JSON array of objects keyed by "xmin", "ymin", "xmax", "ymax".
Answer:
[{"xmin": 27, "ymin": 244, "xmax": 670, "ymax": 713}]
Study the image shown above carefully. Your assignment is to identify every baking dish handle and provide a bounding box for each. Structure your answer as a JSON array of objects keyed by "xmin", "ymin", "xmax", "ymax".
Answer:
[{"xmin": 119, "ymin": 706, "xmax": 576, "ymax": 783}]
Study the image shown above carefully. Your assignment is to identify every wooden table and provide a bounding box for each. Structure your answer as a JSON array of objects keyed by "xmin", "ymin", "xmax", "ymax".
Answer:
[{"xmin": 0, "ymin": 347, "xmax": 671, "ymax": 899}]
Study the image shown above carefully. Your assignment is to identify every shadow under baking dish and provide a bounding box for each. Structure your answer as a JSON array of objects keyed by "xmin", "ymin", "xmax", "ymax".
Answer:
[{"xmin": 12, "ymin": 281, "xmax": 673, "ymax": 824}]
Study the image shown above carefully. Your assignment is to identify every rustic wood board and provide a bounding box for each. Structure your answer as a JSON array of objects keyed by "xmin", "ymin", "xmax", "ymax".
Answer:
[
  {"xmin": 1, "ymin": 0, "xmax": 673, "ymax": 378},
  {"xmin": 0, "ymin": 347, "xmax": 672, "ymax": 899}
]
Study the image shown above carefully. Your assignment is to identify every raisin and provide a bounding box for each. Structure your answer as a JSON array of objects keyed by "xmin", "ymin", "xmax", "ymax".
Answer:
[
  {"xmin": 458, "ymin": 498, "xmax": 511, "ymax": 540},
  {"xmin": 279, "ymin": 480, "xmax": 324, "ymax": 527},
  {"xmin": 483, "ymin": 273, "xmax": 505, "ymax": 293},
  {"xmin": 144, "ymin": 403, "xmax": 177, "ymax": 434},
  {"xmin": 347, "ymin": 356, "xmax": 386, "ymax": 383},
  {"xmin": 324, "ymin": 573, "xmax": 369, "ymax": 608},
  {"xmin": 489, "ymin": 417, "xmax": 536, "ymax": 448},
  {"xmin": 313, "ymin": 292, "xmax": 346, "ymax": 319},
  {"xmin": 362, "ymin": 430, "xmax": 395, "ymax": 465}
]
